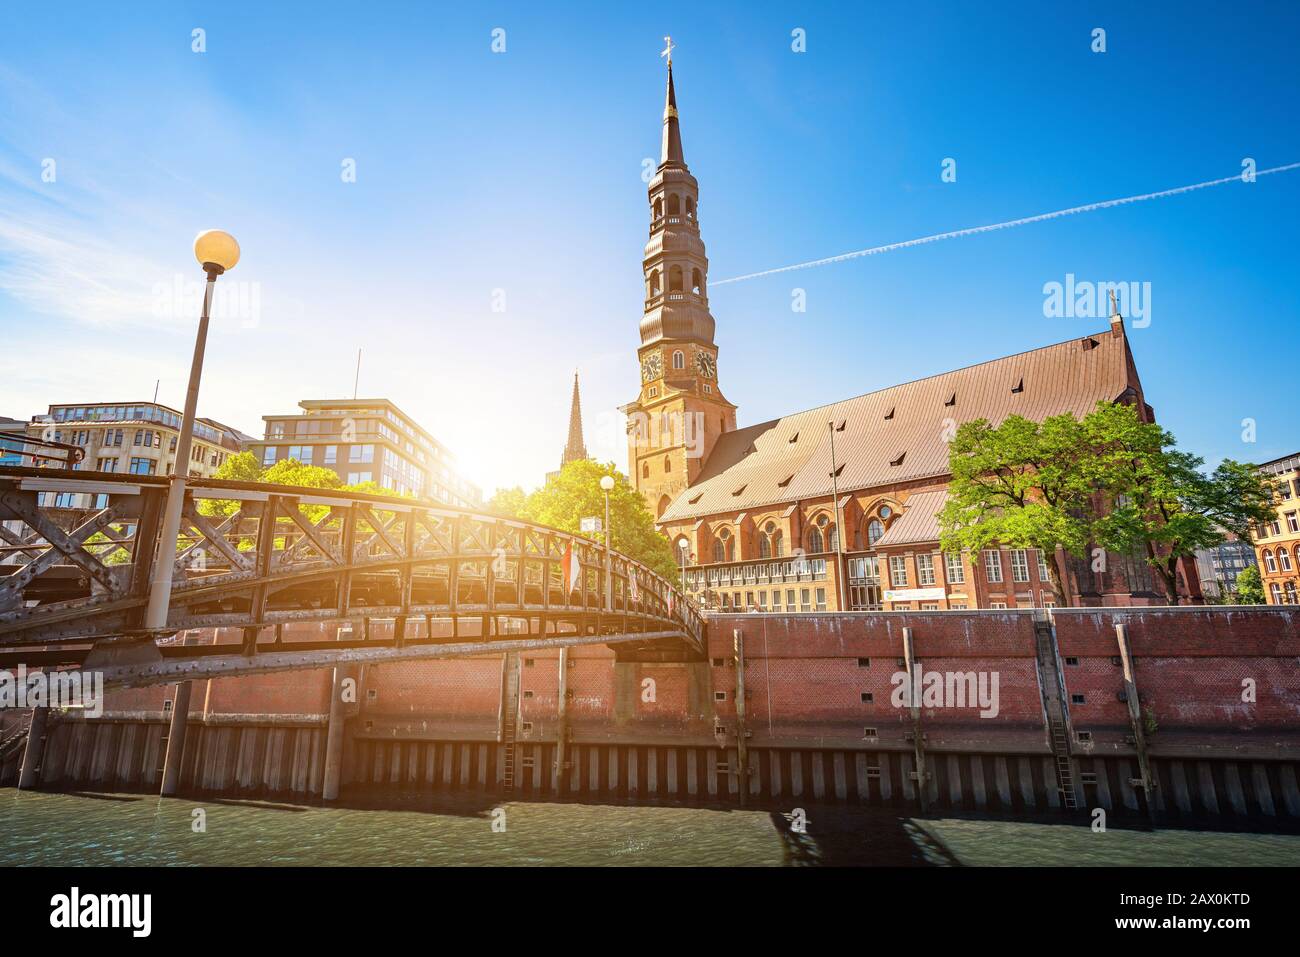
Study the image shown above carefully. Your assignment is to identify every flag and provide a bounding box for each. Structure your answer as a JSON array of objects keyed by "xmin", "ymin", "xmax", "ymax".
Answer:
[
  {"xmin": 667, "ymin": 592, "xmax": 675, "ymax": 617},
  {"xmin": 562, "ymin": 540, "xmax": 582, "ymax": 594}
]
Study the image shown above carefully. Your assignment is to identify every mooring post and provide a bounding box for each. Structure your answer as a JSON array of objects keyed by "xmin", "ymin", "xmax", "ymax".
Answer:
[
  {"xmin": 733, "ymin": 628, "xmax": 749, "ymax": 806},
  {"xmin": 17, "ymin": 706, "xmax": 49, "ymax": 790},
  {"xmin": 902, "ymin": 626, "xmax": 929, "ymax": 813},
  {"xmin": 322, "ymin": 665, "xmax": 348, "ymax": 801},
  {"xmin": 554, "ymin": 646, "xmax": 570, "ymax": 795},
  {"xmin": 1115, "ymin": 623, "xmax": 1157, "ymax": 814},
  {"xmin": 159, "ymin": 680, "xmax": 193, "ymax": 797}
]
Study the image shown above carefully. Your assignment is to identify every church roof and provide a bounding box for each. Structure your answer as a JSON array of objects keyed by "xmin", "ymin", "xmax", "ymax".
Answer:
[
  {"xmin": 873, "ymin": 489, "xmax": 950, "ymax": 547},
  {"xmin": 659, "ymin": 328, "xmax": 1137, "ymax": 523}
]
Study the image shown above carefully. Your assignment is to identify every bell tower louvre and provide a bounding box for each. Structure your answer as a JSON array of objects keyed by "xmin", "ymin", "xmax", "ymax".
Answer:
[{"xmin": 623, "ymin": 42, "xmax": 737, "ymax": 521}]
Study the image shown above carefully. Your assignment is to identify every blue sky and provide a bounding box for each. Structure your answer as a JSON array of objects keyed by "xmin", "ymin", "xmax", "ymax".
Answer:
[{"xmin": 1, "ymin": 1, "xmax": 1297, "ymax": 493}]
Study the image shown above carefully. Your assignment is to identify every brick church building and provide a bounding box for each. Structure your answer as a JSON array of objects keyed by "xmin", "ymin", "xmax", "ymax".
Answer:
[{"xmin": 623, "ymin": 55, "xmax": 1200, "ymax": 613}]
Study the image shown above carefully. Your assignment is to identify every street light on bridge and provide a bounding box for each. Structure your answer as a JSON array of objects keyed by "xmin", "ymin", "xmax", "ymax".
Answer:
[
  {"xmin": 600, "ymin": 474, "xmax": 615, "ymax": 611},
  {"xmin": 152, "ymin": 230, "xmax": 239, "ymax": 799},
  {"xmin": 145, "ymin": 230, "xmax": 241, "ymax": 631}
]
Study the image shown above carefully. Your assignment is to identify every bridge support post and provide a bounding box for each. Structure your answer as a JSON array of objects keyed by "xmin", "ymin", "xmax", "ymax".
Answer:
[
  {"xmin": 159, "ymin": 680, "xmax": 193, "ymax": 796},
  {"xmin": 554, "ymin": 646, "xmax": 570, "ymax": 795},
  {"xmin": 322, "ymin": 665, "xmax": 348, "ymax": 801},
  {"xmin": 733, "ymin": 628, "xmax": 749, "ymax": 806},
  {"xmin": 17, "ymin": 706, "xmax": 49, "ymax": 790}
]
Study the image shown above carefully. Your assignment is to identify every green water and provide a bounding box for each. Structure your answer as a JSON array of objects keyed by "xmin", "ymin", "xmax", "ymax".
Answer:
[{"xmin": 2, "ymin": 790, "xmax": 1298, "ymax": 866}]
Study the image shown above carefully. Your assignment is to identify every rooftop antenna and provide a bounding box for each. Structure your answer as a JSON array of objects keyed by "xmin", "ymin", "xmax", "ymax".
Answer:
[
  {"xmin": 353, "ymin": 348, "xmax": 361, "ymax": 399},
  {"xmin": 152, "ymin": 379, "xmax": 160, "ymax": 403}
]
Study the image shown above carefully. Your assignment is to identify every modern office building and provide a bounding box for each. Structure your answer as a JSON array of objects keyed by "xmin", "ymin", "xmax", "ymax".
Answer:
[
  {"xmin": 1193, "ymin": 534, "xmax": 1258, "ymax": 601},
  {"xmin": 246, "ymin": 398, "xmax": 481, "ymax": 508},
  {"xmin": 25, "ymin": 402, "xmax": 246, "ymax": 478},
  {"xmin": 0, "ymin": 416, "xmax": 27, "ymax": 467}
]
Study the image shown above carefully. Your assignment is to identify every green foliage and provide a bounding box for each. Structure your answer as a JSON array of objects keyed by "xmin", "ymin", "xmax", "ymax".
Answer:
[
  {"xmin": 492, "ymin": 459, "xmax": 680, "ymax": 582},
  {"xmin": 940, "ymin": 401, "xmax": 1276, "ymax": 606},
  {"xmin": 1228, "ymin": 565, "xmax": 1266, "ymax": 605},
  {"xmin": 1081, "ymin": 402, "xmax": 1276, "ymax": 604},
  {"xmin": 938, "ymin": 412, "xmax": 1096, "ymax": 604}
]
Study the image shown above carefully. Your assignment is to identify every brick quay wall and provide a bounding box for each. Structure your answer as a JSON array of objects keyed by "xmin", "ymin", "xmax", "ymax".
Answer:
[{"xmin": 4, "ymin": 608, "xmax": 1299, "ymax": 820}]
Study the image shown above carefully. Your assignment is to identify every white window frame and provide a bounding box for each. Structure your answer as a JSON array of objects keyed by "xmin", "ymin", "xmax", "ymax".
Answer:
[{"xmin": 983, "ymin": 550, "xmax": 1003, "ymax": 583}]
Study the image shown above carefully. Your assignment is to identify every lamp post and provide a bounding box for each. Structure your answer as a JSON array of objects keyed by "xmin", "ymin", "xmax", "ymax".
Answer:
[
  {"xmin": 676, "ymin": 535, "xmax": 689, "ymax": 595},
  {"xmin": 146, "ymin": 230, "xmax": 240, "ymax": 630},
  {"xmin": 600, "ymin": 474, "xmax": 615, "ymax": 612},
  {"xmin": 155, "ymin": 230, "xmax": 239, "ymax": 799}
]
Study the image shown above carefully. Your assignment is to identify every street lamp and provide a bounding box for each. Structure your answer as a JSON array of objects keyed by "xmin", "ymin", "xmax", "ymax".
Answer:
[
  {"xmin": 600, "ymin": 474, "xmax": 615, "ymax": 611},
  {"xmin": 146, "ymin": 229, "xmax": 240, "ymax": 630},
  {"xmin": 153, "ymin": 230, "xmax": 238, "ymax": 799},
  {"xmin": 676, "ymin": 535, "xmax": 690, "ymax": 594}
]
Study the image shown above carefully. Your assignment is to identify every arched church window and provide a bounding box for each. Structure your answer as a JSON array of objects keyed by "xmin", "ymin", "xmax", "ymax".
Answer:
[
  {"xmin": 664, "ymin": 455, "xmax": 672, "ymax": 473},
  {"xmin": 642, "ymin": 462, "xmax": 649, "ymax": 479},
  {"xmin": 667, "ymin": 194, "xmax": 680, "ymax": 215},
  {"xmin": 685, "ymin": 196, "xmax": 695, "ymax": 219},
  {"xmin": 649, "ymin": 269, "xmax": 661, "ymax": 295},
  {"xmin": 692, "ymin": 269, "xmax": 704, "ymax": 295},
  {"xmin": 828, "ymin": 525, "xmax": 838, "ymax": 551},
  {"xmin": 653, "ymin": 197, "xmax": 663, "ymax": 219},
  {"xmin": 867, "ymin": 519, "xmax": 884, "ymax": 547},
  {"xmin": 759, "ymin": 535, "xmax": 771, "ymax": 559},
  {"xmin": 669, "ymin": 265, "xmax": 683, "ymax": 292},
  {"xmin": 672, "ymin": 350, "xmax": 684, "ymax": 370},
  {"xmin": 808, "ymin": 527, "xmax": 824, "ymax": 554}
]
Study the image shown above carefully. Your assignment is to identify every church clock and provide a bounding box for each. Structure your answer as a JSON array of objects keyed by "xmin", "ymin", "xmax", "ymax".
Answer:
[
  {"xmin": 695, "ymin": 352, "xmax": 716, "ymax": 378},
  {"xmin": 641, "ymin": 353, "xmax": 663, "ymax": 382}
]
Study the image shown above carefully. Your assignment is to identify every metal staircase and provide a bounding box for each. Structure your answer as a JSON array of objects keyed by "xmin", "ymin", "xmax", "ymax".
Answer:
[{"xmin": 1033, "ymin": 615, "xmax": 1079, "ymax": 810}]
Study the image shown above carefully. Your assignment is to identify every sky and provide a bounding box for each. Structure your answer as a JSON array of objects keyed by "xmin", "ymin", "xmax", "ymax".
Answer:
[{"xmin": 1, "ymin": 1, "xmax": 1298, "ymax": 495}]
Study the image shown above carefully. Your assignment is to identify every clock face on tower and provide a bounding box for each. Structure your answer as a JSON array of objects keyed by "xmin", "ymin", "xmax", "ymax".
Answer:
[
  {"xmin": 641, "ymin": 353, "xmax": 663, "ymax": 382},
  {"xmin": 695, "ymin": 352, "xmax": 716, "ymax": 378}
]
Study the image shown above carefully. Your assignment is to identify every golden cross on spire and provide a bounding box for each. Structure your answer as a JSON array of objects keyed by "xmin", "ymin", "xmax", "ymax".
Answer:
[{"xmin": 661, "ymin": 35, "xmax": 675, "ymax": 66}]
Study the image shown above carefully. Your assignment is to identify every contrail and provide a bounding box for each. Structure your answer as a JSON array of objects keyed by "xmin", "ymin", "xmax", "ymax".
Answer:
[{"xmin": 712, "ymin": 161, "xmax": 1300, "ymax": 285}]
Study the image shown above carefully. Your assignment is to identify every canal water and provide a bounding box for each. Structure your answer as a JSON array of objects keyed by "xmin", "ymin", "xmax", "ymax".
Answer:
[{"xmin": 2, "ymin": 791, "xmax": 1298, "ymax": 866}]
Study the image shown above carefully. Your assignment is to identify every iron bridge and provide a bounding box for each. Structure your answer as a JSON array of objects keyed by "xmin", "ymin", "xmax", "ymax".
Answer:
[{"xmin": 0, "ymin": 466, "xmax": 706, "ymax": 689}]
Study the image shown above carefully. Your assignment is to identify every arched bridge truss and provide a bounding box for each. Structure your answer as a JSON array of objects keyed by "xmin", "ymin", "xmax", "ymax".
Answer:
[{"xmin": 0, "ymin": 468, "xmax": 706, "ymax": 688}]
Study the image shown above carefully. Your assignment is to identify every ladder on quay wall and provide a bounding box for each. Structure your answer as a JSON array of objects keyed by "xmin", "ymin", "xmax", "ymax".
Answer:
[
  {"xmin": 500, "ymin": 653, "xmax": 521, "ymax": 793},
  {"xmin": 1033, "ymin": 617, "xmax": 1079, "ymax": 810}
]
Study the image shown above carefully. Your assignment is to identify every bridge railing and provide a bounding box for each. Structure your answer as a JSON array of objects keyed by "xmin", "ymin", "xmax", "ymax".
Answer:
[{"xmin": 0, "ymin": 466, "xmax": 704, "ymax": 653}]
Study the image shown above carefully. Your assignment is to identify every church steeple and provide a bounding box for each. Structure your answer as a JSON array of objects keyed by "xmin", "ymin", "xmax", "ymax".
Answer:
[
  {"xmin": 560, "ymin": 371, "xmax": 588, "ymax": 467},
  {"xmin": 661, "ymin": 60, "xmax": 685, "ymax": 169},
  {"xmin": 623, "ymin": 42, "xmax": 737, "ymax": 519}
]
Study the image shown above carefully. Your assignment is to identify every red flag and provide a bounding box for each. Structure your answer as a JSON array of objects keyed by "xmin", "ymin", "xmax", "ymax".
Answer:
[{"xmin": 562, "ymin": 540, "xmax": 582, "ymax": 594}]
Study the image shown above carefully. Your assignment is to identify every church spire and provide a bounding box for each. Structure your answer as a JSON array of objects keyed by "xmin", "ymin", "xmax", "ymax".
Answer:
[
  {"xmin": 661, "ymin": 56, "xmax": 685, "ymax": 169},
  {"xmin": 560, "ymin": 371, "xmax": 588, "ymax": 467}
]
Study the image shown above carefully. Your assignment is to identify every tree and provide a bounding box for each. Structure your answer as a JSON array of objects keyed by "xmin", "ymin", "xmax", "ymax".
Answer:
[
  {"xmin": 939, "ymin": 413, "xmax": 1096, "ymax": 606},
  {"xmin": 1228, "ymin": 565, "xmax": 1266, "ymax": 605},
  {"xmin": 486, "ymin": 485, "xmax": 528, "ymax": 519},
  {"xmin": 493, "ymin": 459, "xmax": 680, "ymax": 582},
  {"xmin": 1082, "ymin": 402, "xmax": 1276, "ymax": 605}
]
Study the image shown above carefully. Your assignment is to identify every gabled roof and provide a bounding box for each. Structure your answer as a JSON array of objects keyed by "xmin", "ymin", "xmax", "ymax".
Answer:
[
  {"xmin": 660, "ymin": 328, "xmax": 1135, "ymax": 522},
  {"xmin": 874, "ymin": 489, "xmax": 949, "ymax": 547}
]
